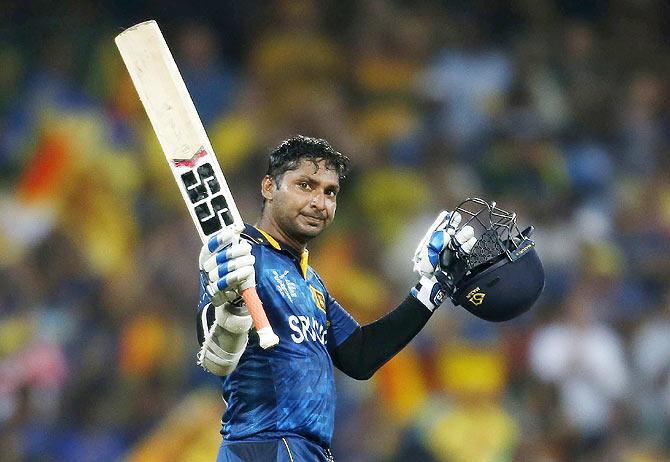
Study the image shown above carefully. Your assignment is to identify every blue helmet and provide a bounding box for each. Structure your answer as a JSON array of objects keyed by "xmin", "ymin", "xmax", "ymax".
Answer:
[{"xmin": 437, "ymin": 198, "xmax": 545, "ymax": 322}]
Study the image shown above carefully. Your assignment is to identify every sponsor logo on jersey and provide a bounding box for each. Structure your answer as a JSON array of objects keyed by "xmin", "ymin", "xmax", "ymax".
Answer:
[
  {"xmin": 466, "ymin": 286, "xmax": 486, "ymax": 306},
  {"xmin": 309, "ymin": 285, "xmax": 326, "ymax": 313},
  {"xmin": 288, "ymin": 315, "xmax": 327, "ymax": 345}
]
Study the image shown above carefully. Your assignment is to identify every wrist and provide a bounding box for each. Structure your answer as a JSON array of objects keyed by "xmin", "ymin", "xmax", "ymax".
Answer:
[
  {"xmin": 227, "ymin": 299, "xmax": 249, "ymax": 316},
  {"xmin": 215, "ymin": 303, "xmax": 252, "ymax": 333},
  {"xmin": 410, "ymin": 275, "xmax": 447, "ymax": 312}
]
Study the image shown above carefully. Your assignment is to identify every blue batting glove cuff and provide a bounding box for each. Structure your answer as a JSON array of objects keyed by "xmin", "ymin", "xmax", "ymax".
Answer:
[{"xmin": 410, "ymin": 275, "xmax": 447, "ymax": 312}]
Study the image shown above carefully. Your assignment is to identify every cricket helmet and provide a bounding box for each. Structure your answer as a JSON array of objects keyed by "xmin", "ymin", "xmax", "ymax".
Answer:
[{"xmin": 437, "ymin": 198, "xmax": 545, "ymax": 322}]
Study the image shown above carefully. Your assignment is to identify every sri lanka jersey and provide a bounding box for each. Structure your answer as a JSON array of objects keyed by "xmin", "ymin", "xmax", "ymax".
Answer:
[{"xmin": 197, "ymin": 225, "xmax": 359, "ymax": 448}]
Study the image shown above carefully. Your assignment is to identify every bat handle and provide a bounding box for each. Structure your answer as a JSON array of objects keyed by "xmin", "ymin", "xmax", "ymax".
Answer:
[{"xmin": 241, "ymin": 287, "xmax": 279, "ymax": 349}]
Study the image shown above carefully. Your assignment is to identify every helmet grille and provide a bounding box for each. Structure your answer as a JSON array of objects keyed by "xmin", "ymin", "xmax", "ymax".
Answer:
[
  {"xmin": 466, "ymin": 229, "xmax": 505, "ymax": 268},
  {"xmin": 450, "ymin": 197, "xmax": 528, "ymax": 270}
]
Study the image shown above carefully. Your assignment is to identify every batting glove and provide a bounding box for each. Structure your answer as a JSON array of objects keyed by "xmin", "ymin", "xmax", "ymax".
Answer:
[
  {"xmin": 199, "ymin": 228, "xmax": 256, "ymax": 308},
  {"xmin": 410, "ymin": 211, "xmax": 477, "ymax": 311}
]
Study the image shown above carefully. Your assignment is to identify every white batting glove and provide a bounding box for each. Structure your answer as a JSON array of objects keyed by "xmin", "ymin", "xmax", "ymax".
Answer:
[
  {"xmin": 199, "ymin": 228, "xmax": 256, "ymax": 307},
  {"xmin": 410, "ymin": 211, "xmax": 477, "ymax": 311},
  {"xmin": 198, "ymin": 301, "xmax": 253, "ymax": 376}
]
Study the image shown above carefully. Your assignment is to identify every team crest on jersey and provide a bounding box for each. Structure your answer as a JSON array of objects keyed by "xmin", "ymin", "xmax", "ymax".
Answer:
[{"xmin": 309, "ymin": 285, "xmax": 326, "ymax": 313}]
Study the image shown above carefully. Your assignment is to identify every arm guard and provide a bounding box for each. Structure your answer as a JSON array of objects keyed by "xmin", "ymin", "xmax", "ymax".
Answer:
[{"xmin": 197, "ymin": 302, "xmax": 252, "ymax": 376}]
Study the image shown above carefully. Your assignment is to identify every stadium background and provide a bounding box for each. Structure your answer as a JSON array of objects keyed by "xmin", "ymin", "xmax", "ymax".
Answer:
[{"xmin": 2, "ymin": 0, "xmax": 670, "ymax": 460}]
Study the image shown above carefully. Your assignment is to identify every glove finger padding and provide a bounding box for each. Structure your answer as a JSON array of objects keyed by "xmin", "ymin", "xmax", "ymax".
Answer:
[
  {"xmin": 450, "ymin": 225, "xmax": 476, "ymax": 255},
  {"xmin": 414, "ymin": 211, "xmax": 454, "ymax": 275},
  {"xmin": 414, "ymin": 212, "xmax": 453, "ymax": 256},
  {"xmin": 209, "ymin": 265, "xmax": 255, "ymax": 293},
  {"xmin": 445, "ymin": 210, "xmax": 462, "ymax": 230},
  {"xmin": 411, "ymin": 210, "xmax": 479, "ymax": 311},
  {"xmin": 414, "ymin": 211, "xmax": 477, "ymax": 277},
  {"xmin": 207, "ymin": 255, "xmax": 255, "ymax": 282},
  {"xmin": 201, "ymin": 242, "xmax": 253, "ymax": 273},
  {"xmin": 199, "ymin": 227, "xmax": 238, "ymax": 267},
  {"xmin": 200, "ymin": 230, "xmax": 256, "ymax": 307}
]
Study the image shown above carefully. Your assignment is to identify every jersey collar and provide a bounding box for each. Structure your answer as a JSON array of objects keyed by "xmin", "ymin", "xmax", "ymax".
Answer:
[{"xmin": 243, "ymin": 224, "xmax": 310, "ymax": 279}]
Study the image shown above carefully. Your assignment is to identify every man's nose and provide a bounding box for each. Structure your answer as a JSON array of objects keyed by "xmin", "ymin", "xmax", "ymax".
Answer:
[{"xmin": 311, "ymin": 191, "xmax": 326, "ymax": 210}]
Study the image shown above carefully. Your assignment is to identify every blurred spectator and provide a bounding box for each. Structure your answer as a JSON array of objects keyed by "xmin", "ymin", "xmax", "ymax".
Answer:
[
  {"xmin": 418, "ymin": 19, "xmax": 513, "ymax": 158},
  {"xmin": 529, "ymin": 286, "xmax": 630, "ymax": 459},
  {"xmin": 559, "ymin": 20, "xmax": 613, "ymax": 138},
  {"xmin": 632, "ymin": 291, "xmax": 670, "ymax": 451},
  {"xmin": 2, "ymin": 1, "xmax": 670, "ymax": 460},
  {"xmin": 176, "ymin": 21, "xmax": 239, "ymax": 126},
  {"xmin": 394, "ymin": 342, "xmax": 518, "ymax": 462},
  {"xmin": 618, "ymin": 71, "xmax": 668, "ymax": 176}
]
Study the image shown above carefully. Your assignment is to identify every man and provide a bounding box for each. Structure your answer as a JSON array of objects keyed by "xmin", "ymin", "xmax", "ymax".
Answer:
[{"xmin": 196, "ymin": 135, "xmax": 476, "ymax": 461}]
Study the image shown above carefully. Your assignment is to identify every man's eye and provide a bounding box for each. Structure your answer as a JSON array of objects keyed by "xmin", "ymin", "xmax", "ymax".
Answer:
[
  {"xmin": 325, "ymin": 190, "xmax": 337, "ymax": 197},
  {"xmin": 298, "ymin": 182, "xmax": 310, "ymax": 190}
]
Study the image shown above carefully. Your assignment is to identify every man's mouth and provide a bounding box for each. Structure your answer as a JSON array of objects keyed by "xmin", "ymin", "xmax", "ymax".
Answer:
[{"xmin": 301, "ymin": 214, "xmax": 325, "ymax": 224}]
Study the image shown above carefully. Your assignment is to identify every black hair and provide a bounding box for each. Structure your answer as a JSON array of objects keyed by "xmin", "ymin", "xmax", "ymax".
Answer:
[{"xmin": 265, "ymin": 135, "xmax": 350, "ymax": 183}]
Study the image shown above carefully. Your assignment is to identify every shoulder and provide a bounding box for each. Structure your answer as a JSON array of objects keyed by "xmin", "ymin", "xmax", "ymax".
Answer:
[
  {"xmin": 240, "ymin": 223, "xmax": 284, "ymax": 251},
  {"xmin": 307, "ymin": 268, "xmax": 338, "ymax": 307},
  {"xmin": 240, "ymin": 223, "xmax": 263, "ymax": 246},
  {"xmin": 309, "ymin": 268, "xmax": 328, "ymax": 292},
  {"xmin": 240, "ymin": 224, "xmax": 271, "ymax": 270},
  {"xmin": 239, "ymin": 224, "xmax": 289, "ymax": 272}
]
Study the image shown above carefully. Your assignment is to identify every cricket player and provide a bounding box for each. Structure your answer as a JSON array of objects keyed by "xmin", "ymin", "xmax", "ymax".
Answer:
[{"xmin": 196, "ymin": 135, "xmax": 477, "ymax": 461}]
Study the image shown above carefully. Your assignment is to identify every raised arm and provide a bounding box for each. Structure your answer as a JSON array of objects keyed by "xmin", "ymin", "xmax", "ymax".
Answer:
[
  {"xmin": 331, "ymin": 212, "xmax": 476, "ymax": 379},
  {"xmin": 196, "ymin": 228, "xmax": 256, "ymax": 376}
]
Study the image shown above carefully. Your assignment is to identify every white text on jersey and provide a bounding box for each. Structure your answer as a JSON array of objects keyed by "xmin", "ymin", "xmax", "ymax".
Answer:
[{"xmin": 288, "ymin": 315, "xmax": 327, "ymax": 345}]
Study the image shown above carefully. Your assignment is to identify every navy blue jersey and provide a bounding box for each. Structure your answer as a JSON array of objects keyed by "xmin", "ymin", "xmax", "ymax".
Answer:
[{"xmin": 197, "ymin": 225, "xmax": 359, "ymax": 448}]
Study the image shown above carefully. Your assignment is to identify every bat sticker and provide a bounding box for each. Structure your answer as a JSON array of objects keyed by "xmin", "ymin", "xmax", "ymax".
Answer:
[{"xmin": 174, "ymin": 146, "xmax": 208, "ymax": 167}]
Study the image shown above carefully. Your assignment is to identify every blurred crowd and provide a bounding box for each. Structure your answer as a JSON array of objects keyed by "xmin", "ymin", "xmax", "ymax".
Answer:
[{"xmin": 2, "ymin": 0, "xmax": 670, "ymax": 461}]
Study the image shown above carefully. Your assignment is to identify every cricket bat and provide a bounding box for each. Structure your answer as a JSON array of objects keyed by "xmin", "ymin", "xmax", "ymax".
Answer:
[{"xmin": 115, "ymin": 20, "xmax": 279, "ymax": 349}]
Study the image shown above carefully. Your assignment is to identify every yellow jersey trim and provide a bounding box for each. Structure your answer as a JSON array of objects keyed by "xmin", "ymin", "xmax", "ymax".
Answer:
[
  {"xmin": 255, "ymin": 227, "xmax": 309, "ymax": 279},
  {"xmin": 257, "ymin": 228, "xmax": 282, "ymax": 250},
  {"xmin": 300, "ymin": 249, "xmax": 309, "ymax": 279}
]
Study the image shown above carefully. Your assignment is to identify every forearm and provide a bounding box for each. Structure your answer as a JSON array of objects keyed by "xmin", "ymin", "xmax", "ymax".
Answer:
[
  {"xmin": 331, "ymin": 296, "xmax": 433, "ymax": 380},
  {"xmin": 197, "ymin": 301, "xmax": 252, "ymax": 376},
  {"xmin": 196, "ymin": 230, "xmax": 256, "ymax": 376}
]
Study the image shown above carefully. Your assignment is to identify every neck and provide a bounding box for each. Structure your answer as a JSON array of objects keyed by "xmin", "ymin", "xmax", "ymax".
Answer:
[{"xmin": 256, "ymin": 215, "xmax": 306, "ymax": 252}]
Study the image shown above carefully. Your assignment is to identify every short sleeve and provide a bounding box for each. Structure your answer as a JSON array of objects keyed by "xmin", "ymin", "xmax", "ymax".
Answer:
[{"xmin": 326, "ymin": 295, "xmax": 360, "ymax": 350}]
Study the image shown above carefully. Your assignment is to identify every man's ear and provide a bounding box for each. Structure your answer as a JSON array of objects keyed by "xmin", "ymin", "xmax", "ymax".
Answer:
[{"xmin": 261, "ymin": 175, "xmax": 275, "ymax": 201}]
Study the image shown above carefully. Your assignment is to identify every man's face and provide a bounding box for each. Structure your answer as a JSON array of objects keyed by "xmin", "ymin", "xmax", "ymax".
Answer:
[{"xmin": 263, "ymin": 159, "xmax": 340, "ymax": 245}]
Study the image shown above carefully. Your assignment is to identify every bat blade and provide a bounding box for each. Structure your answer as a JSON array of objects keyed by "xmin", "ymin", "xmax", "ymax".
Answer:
[
  {"xmin": 115, "ymin": 20, "xmax": 242, "ymax": 242},
  {"xmin": 115, "ymin": 20, "xmax": 207, "ymax": 163},
  {"xmin": 115, "ymin": 20, "xmax": 279, "ymax": 349}
]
